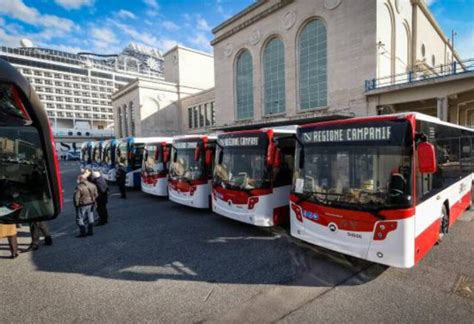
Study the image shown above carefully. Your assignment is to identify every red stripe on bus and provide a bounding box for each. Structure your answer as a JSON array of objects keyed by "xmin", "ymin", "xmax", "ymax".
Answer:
[
  {"xmin": 213, "ymin": 186, "xmax": 272, "ymax": 204},
  {"xmin": 449, "ymin": 191, "xmax": 471, "ymax": 226},
  {"xmin": 415, "ymin": 218, "xmax": 440, "ymax": 264},
  {"xmin": 169, "ymin": 179, "xmax": 207, "ymax": 192},
  {"xmin": 289, "ymin": 194, "xmax": 415, "ymax": 222}
]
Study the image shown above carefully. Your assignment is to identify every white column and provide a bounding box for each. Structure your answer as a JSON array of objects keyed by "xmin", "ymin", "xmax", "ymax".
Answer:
[{"xmin": 437, "ymin": 97, "xmax": 448, "ymax": 121}]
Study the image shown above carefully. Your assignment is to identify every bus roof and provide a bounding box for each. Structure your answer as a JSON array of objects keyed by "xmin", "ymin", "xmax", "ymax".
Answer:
[
  {"xmin": 299, "ymin": 112, "xmax": 474, "ymax": 133},
  {"xmin": 118, "ymin": 137, "xmax": 173, "ymax": 145},
  {"xmin": 173, "ymin": 134, "xmax": 218, "ymax": 142},
  {"xmin": 221, "ymin": 125, "xmax": 297, "ymax": 137}
]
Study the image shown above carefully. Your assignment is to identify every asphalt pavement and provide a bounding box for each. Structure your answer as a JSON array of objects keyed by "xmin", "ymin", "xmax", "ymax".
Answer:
[{"xmin": 0, "ymin": 162, "xmax": 473, "ymax": 323}]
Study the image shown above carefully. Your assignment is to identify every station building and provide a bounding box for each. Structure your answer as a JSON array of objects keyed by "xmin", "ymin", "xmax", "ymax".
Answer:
[
  {"xmin": 111, "ymin": 46, "xmax": 215, "ymax": 137},
  {"xmin": 112, "ymin": 0, "xmax": 474, "ymax": 138},
  {"xmin": 211, "ymin": 0, "xmax": 473, "ymax": 129}
]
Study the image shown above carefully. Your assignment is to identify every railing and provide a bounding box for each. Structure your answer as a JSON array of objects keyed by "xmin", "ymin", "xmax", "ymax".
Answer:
[
  {"xmin": 365, "ymin": 58, "xmax": 474, "ymax": 91},
  {"xmin": 53, "ymin": 128, "xmax": 114, "ymax": 138}
]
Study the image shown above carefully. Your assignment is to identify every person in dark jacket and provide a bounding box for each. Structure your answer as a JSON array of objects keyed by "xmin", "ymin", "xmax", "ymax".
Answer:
[
  {"xmin": 116, "ymin": 163, "xmax": 127, "ymax": 199},
  {"xmin": 91, "ymin": 171, "xmax": 109, "ymax": 225},
  {"xmin": 74, "ymin": 174, "xmax": 98, "ymax": 237}
]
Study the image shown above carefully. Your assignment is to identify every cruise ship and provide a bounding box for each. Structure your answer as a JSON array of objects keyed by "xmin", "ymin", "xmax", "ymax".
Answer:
[{"xmin": 0, "ymin": 41, "xmax": 164, "ymax": 136}]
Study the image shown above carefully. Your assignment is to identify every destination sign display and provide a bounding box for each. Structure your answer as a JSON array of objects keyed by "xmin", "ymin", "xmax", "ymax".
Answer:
[
  {"xmin": 302, "ymin": 126, "xmax": 392, "ymax": 143},
  {"xmin": 218, "ymin": 136, "xmax": 260, "ymax": 147},
  {"xmin": 174, "ymin": 141, "xmax": 198, "ymax": 149},
  {"xmin": 299, "ymin": 120, "xmax": 410, "ymax": 146}
]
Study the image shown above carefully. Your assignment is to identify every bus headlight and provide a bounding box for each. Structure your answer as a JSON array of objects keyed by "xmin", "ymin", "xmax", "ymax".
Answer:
[
  {"xmin": 248, "ymin": 197, "xmax": 259, "ymax": 209},
  {"xmin": 373, "ymin": 221, "xmax": 397, "ymax": 241},
  {"xmin": 291, "ymin": 203, "xmax": 303, "ymax": 222}
]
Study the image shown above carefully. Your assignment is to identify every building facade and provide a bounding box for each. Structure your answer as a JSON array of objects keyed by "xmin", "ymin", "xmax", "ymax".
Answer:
[
  {"xmin": 112, "ymin": 46, "xmax": 215, "ymax": 137},
  {"xmin": 211, "ymin": 0, "xmax": 462, "ymax": 129},
  {"xmin": 0, "ymin": 42, "xmax": 164, "ymax": 136}
]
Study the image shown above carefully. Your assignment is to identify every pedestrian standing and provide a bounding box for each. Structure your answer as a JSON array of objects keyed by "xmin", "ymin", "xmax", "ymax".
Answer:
[
  {"xmin": 116, "ymin": 163, "xmax": 127, "ymax": 199},
  {"xmin": 0, "ymin": 224, "xmax": 19, "ymax": 259},
  {"xmin": 22, "ymin": 221, "xmax": 53, "ymax": 252},
  {"xmin": 91, "ymin": 171, "xmax": 109, "ymax": 226},
  {"xmin": 74, "ymin": 174, "xmax": 98, "ymax": 238}
]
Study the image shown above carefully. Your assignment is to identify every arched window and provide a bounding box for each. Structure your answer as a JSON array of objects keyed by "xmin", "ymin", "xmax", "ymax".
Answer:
[
  {"xmin": 263, "ymin": 37, "xmax": 286, "ymax": 115},
  {"xmin": 235, "ymin": 50, "xmax": 254, "ymax": 120},
  {"xmin": 299, "ymin": 19, "xmax": 327, "ymax": 110},
  {"xmin": 122, "ymin": 104, "xmax": 128, "ymax": 136},
  {"xmin": 129, "ymin": 101, "xmax": 135, "ymax": 136},
  {"xmin": 117, "ymin": 106, "xmax": 123, "ymax": 137}
]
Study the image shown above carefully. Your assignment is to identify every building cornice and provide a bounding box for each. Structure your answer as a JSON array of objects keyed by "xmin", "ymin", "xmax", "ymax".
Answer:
[
  {"xmin": 212, "ymin": 0, "xmax": 268, "ymax": 34},
  {"xmin": 211, "ymin": 0, "xmax": 294, "ymax": 46}
]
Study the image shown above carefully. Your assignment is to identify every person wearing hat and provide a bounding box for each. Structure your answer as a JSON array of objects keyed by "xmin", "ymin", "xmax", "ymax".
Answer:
[
  {"xmin": 116, "ymin": 162, "xmax": 127, "ymax": 199},
  {"xmin": 90, "ymin": 170, "xmax": 109, "ymax": 226},
  {"xmin": 74, "ymin": 174, "xmax": 98, "ymax": 237}
]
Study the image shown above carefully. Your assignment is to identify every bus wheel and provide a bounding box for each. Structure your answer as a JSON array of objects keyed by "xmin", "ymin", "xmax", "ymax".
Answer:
[{"xmin": 437, "ymin": 205, "xmax": 449, "ymax": 244}]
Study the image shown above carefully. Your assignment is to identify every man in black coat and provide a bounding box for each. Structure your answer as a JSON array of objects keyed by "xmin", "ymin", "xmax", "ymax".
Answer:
[
  {"xmin": 116, "ymin": 163, "xmax": 127, "ymax": 199},
  {"xmin": 91, "ymin": 171, "xmax": 109, "ymax": 225}
]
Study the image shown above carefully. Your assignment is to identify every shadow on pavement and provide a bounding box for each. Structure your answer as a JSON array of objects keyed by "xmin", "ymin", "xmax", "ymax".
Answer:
[{"xmin": 29, "ymin": 162, "xmax": 387, "ymax": 287}]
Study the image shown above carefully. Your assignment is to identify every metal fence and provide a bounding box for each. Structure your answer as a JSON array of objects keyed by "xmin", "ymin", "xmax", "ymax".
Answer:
[{"xmin": 365, "ymin": 58, "xmax": 474, "ymax": 91}]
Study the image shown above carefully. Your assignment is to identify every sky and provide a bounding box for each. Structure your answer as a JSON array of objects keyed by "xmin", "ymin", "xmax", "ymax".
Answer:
[{"xmin": 0, "ymin": 0, "xmax": 472, "ymax": 59}]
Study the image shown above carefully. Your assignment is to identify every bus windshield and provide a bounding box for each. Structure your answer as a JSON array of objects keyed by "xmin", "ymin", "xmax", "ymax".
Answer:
[
  {"xmin": 214, "ymin": 146, "xmax": 270, "ymax": 190},
  {"xmin": 103, "ymin": 142, "xmax": 113, "ymax": 166},
  {"xmin": 294, "ymin": 120, "xmax": 413, "ymax": 210},
  {"xmin": 169, "ymin": 144, "xmax": 203, "ymax": 181},
  {"xmin": 0, "ymin": 126, "xmax": 55, "ymax": 221},
  {"xmin": 144, "ymin": 144, "xmax": 166, "ymax": 174},
  {"xmin": 117, "ymin": 142, "xmax": 128, "ymax": 167},
  {"xmin": 92, "ymin": 145, "xmax": 101, "ymax": 163}
]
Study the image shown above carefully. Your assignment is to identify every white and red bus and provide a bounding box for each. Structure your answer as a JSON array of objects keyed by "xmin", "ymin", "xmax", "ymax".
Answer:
[
  {"xmin": 141, "ymin": 137, "xmax": 173, "ymax": 196},
  {"xmin": 212, "ymin": 128, "xmax": 296, "ymax": 226},
  {"xmin": 168, "ymin": 135, "xmax": 216, "ymax": 208},
  {"xmin": 290, "ymin": 112, "xmax": 473, "ymax": 268}
]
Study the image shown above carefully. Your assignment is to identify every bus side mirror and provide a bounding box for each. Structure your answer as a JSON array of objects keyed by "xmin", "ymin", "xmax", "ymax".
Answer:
[
  {"xmin": 194, "ymin": 145, "xmax": 201, "ymax": 161},
  {"xmin": 267, "ymin": 141, "xmax": 276, "ymax": 166},
  {"xmin": 418, "ymin": 142, "xmax": 437, "ymax": 174},
  {"xmin": 173, "ymin": 150, "xmax": 177, "ymax": 163},
  {"xmin": 205, "ymin": 149, "xmax": 213, "ymax": 167},
  {"xmin": 274, "ymin": 149, "xmax": 282, "ymax": 168}
]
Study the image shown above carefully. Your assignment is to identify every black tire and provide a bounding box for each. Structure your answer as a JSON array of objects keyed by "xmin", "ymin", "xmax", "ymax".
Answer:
[{"xmin": 437, "ymin": 205, "xmax": 449, "ymax": 244}]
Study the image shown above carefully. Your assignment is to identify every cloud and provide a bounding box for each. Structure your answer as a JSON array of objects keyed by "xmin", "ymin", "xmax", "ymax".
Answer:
[
  {"xmin": 144, "ymin": 0, "xmax": 159, "ymax": 16},
  {"xmin": 0, "ymin": 0, "xmax": 75, "ymax": 33},
  {"xmin": 117, "ymin": 9, "xmax": 136, "ymax": 20},
  {"xmin": 90, "ymin": 27, "xmax": 118, "ymax": 49},
  {"xmin": 162, "ymin": 20, "xmax": 180, "ymax": 32},
  {"xmin": 196, "ymin": 16, "xmax": 211, "ymax": 31},
  {"xmin": 188, "ymin": 32, "xmax": 211, "ymax": 52},
  {"xmin": 110, "ymin": 20, "xmax": 179, "ymax": 52},
  {"xmin": 0, "ymin": 27, "xmax": 20, "ymax": 47},
  {"xmin": 54, "ymin": 0, "xmax": 95, "ymax": 10}
]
